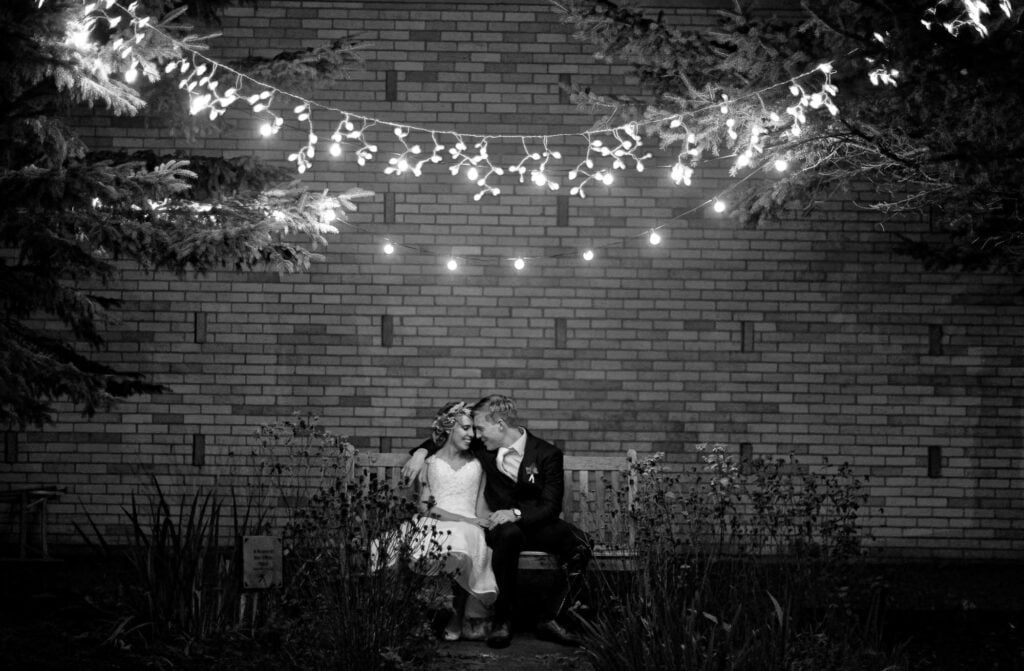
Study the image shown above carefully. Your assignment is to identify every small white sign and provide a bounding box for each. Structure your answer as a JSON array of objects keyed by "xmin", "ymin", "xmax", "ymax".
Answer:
[{"xmin": 243, "ymin": 535, "xmax": 282, "ymax": 589}]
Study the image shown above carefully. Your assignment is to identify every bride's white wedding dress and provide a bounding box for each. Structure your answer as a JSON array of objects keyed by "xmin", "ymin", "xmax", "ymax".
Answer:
[
  {"xmin": 409, "ymin": 456, "xmax": 497, "ymax": 605},
  {"xmin": 372, "ymin": 456, "xmax": 497, "ymax": 609}
]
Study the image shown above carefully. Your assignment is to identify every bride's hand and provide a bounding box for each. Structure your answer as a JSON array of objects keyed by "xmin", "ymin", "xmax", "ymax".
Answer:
[
  {"xmin": 488, "ymin": 509, "xmax": 517, "ymax": 526},
  {"xmin": 401, "ymin": 449, "xmax": 427, "ymax": 482}
]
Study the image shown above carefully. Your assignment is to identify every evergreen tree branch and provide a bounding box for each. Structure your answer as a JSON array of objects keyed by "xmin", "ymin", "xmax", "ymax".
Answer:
[
  {"xmin": 0, "ymin": 0, "xmax": 371, "ymax": 426},
  {"xmin": 559, "ymin": 0, "xmax": 1024, "ymax": 276}
]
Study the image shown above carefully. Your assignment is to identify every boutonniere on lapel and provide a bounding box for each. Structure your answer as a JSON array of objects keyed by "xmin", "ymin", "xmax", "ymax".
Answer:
[{"xmin": 525, "ymin": 464, "xmax": 539, "ymax": 484}]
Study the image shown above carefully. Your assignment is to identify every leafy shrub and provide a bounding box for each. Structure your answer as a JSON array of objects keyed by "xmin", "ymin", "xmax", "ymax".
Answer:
[
  {"xmin": 78, "ymin": 413, "xmax": 443, "ymax": 669},
  {"xmin": 237, "ymin": 411, "xmax": 358, "ymax": 529},
  {"xmin": 580, "ymin": 444, "xmax": 892, "ymax": 671},
  {"xmin": 76, "ymin": 476, "xmax": 262, "ymax": 651},
  {"xmin": 276, "ymin": 471, "xmax": 446, "ymax": 670}
]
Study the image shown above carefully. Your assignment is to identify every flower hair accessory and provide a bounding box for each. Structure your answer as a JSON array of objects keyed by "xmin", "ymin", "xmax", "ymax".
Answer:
[{"xmin": 431, "ymin": 401, "xmax": 469, "ymax": 446}]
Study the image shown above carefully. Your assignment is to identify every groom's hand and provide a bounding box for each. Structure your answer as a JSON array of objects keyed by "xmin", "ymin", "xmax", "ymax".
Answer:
[{"xmin": 488, "ymin": 509, "xmax": 518, "ymax": 526}]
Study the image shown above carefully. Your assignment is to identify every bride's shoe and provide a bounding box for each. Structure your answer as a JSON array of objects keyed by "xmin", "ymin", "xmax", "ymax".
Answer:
[
  {"xmin": 442, "ymin": 612, "xmax": 462, "ymax": 641},
  {"xmin": 461, "ymin": 617, "xmax": 491, "ymax": 641}
]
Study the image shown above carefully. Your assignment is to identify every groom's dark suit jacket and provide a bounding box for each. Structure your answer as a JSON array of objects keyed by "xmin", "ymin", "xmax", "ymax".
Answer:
[{"xmin": 413, "ymin": 432, "xmax": 565, "ymax": 527}]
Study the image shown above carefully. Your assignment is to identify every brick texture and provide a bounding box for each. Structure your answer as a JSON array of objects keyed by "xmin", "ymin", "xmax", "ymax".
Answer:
[{"xmin": 3, "ymin": 0, "xmax": 1023, "ymax": 559}]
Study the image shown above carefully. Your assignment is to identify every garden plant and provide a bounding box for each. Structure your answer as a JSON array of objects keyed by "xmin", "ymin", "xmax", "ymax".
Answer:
[
  {"xmin": 72, "ymin": 414, "xmax": 448, "ymax": 670},
  {"xmin": 579, "ymin": 444, "xmax": 892, "ymax": 671}
]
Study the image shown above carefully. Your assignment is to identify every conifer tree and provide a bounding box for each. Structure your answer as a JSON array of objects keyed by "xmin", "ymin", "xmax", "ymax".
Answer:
[
  {"xmin": 0, "ymin": 0, "xmax": 369, "ymax": 429},
  {"xmin": 559, "ymin": 0, "xmax": 1024, "ymax": 275}
]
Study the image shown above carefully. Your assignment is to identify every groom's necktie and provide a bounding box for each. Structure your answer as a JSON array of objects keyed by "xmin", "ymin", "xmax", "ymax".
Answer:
[{"xmin": 496, "ymin": 446, "xmax": 520, "ymax": 480}]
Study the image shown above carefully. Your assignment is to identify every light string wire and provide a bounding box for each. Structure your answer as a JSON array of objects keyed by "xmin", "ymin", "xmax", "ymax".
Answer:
[
  {"xmin": 82, "ymin": 1, "xmax": 842, "ymax": 270},
  {"xmin": 331, "ymin": 160, "xmax": 772, "ymax": 269},
  {"xmin": 141, "ymin": 13, "xmax": 831, "ymax": 140},
  {"xmin": 115, "ymin": 1, "xmax": 836, "ymax": 142}
]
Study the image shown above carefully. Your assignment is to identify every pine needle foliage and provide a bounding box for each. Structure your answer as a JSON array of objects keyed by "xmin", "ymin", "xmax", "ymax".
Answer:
[
  {"xmin": 558, "ymin": 0, "xmax": 1024, "ymax": 276},
  {"xmin": 0, "ymin": 0, "xmax": 370, "ymax": 429}
]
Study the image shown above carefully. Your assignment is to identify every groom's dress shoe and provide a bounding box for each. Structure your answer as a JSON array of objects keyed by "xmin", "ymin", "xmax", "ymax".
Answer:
[
  {"xmin": 486, "ymin": 621, "xmax": 512, "ymax": 649},
  {"xmin": 535, "ymin": 619, "xmax": 581, "ymax": 647}
]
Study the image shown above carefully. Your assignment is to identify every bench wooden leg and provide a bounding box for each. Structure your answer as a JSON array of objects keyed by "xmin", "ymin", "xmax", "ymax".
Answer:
[{"xmin": 39, "ymin": 498, "xmax": 49, "ymax": 559}]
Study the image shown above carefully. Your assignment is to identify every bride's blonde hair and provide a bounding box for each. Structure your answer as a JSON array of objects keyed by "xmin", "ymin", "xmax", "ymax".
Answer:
[{"xmin": 431, "ymin": 400, "xmax": 469, "ymax": 447}]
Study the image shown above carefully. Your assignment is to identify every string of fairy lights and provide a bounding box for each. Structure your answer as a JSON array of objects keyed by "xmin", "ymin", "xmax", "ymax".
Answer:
[{"xmin": 63, "ymin": 0, "xmax": 851, "ymax": 272}]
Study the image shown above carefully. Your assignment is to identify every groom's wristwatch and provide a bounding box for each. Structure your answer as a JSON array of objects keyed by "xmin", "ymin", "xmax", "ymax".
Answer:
[{"xmin": 512, "ymin": 508, "xmax": 522, "ymax": 520}]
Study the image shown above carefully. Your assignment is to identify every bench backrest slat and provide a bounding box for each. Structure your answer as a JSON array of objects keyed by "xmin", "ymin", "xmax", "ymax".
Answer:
[{"xmin": 564, "ymin": 456, "xmax": 624, "ymax": 470}]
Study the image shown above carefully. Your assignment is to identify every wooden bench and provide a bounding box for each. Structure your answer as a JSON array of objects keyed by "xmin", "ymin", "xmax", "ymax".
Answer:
[
  {"xmin": 0, "ymin": 486, "xmax": 66, "ymax": 560},
  {"xmin": 353, "ymin": 449, "xmax": 639, "ymax": 571}
]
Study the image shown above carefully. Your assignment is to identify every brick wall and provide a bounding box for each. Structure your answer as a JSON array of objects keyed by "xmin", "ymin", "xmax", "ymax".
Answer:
[{"xmin": 3, "ymin": 0, "xmax": 1023, "ymax": 559}]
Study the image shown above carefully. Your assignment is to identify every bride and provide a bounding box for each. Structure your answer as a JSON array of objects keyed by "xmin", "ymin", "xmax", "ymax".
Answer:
[{"xmin": 407, "ymin": 401, "xmax": 497, "ymax": 640}]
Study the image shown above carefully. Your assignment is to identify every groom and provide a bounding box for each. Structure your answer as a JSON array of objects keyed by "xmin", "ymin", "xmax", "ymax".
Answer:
[{"xmin": 403, "ymin": 394, "xmax": 590, "ymax": 648}]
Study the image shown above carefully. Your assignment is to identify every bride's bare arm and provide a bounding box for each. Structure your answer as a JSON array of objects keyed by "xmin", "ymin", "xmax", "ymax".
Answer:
[{"xmin": 475, "ymin": 472, "xmax": 491, "ymax": 521}]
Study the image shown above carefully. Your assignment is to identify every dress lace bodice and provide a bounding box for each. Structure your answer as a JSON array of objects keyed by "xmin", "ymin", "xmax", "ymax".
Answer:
[{"xmin": 426, "ymin": 456, "xmax": 482, "ymax": 518}]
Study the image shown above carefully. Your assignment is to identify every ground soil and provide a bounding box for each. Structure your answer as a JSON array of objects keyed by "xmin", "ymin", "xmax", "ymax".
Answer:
[
  {"xmin": 427, "ymin": 634, "xmax": 592, "ymax": 671},
  {"xmin": 0, "ymin": 558, "xmax": 593, "ymax": 671},
  {"xmin": 0, "ymin": 592, "xmax": 591, "ymax": 671},
  {"xmin": 3, "ymin": 557, "xmax": 1024, "ymax": 670}
]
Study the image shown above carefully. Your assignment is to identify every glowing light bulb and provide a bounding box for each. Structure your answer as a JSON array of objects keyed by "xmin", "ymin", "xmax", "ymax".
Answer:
[
  {"xmin": 322, "ymin": 208, "xmax": 336, "ymax": 223},
  {"xmin": 67, "ymin": 24, "xmax": 91, "ymax": 49},
  {"xmin": 124, "ymin": 67, "xmax": 138, "ymax": 84},
  {"xmin": 189, "ymin": 94, "xmax": 211, "ymax": 116},
  {"xmin": 649, "ymin": 231, "xmax": 662, "ymax": 245},
  {"xmin": 774, "ymin": 158, "xmax": 788, "ymax": 172},
  {"xmin": 513, "ymin": 258, "xmax": 526, "ymax": 271},
  {"xmin": 582, "ymin": 249, "xmax": 595, "ymax": 261},
  {"xmin": 713, "ymin": 200, "xmax": 727, "ymax": 213},
  {"xmin": 601, "ymin": 172, "xmax": 614, "ymax": 186},
  {"xmin": 383, "ymin": 242, "xmax": 395, "ymax": 255},
  {"xmin": 531, "ymin": 171, "xmax": 547, "ymax": 186},
  {"xmin": 329, "ymin": 143, "xmax": 342, "ymax": 157},
  {"xmin": 466, "ymin": 166, "xmax": 479, "ymax": 181},
  {"xmin": 447, "ymin": 259, "xmax": 458, "ymax": 271},
  {"xmin": 259, "ymin": 123, "xmax": 273, "ymax": 137}
]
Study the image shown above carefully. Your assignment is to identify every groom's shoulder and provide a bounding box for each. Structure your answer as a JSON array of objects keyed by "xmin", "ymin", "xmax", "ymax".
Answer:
[
  {"xmin": 526, "ymin": 431, "xmax": 561, "ymax": 455},
  {"xmin": 409, "ymin": 437, "xmax": 435, "ymax": 456}
]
